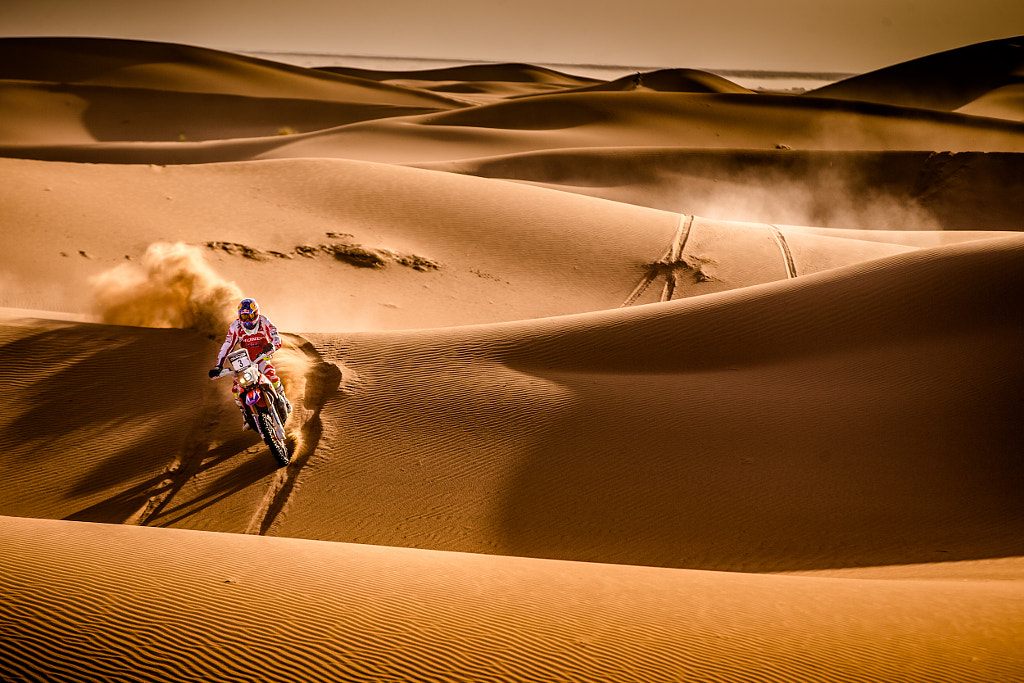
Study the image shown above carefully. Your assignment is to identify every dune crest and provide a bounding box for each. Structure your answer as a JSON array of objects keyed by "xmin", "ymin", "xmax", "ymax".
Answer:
[{"xmin": 807, "ymin": 35, "xmax": 1024, "ymax": 120}]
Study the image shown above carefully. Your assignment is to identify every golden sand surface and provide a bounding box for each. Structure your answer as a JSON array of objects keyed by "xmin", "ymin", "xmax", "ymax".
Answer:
[{"xmin": 1, "ymin": 35, "xmax": 1022, "ymax": 681}]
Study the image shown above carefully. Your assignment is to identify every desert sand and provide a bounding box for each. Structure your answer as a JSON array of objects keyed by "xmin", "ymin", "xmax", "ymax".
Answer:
[{"xmin": 1, "ymin": 35, "xmax": 1023, "ymax": 681}]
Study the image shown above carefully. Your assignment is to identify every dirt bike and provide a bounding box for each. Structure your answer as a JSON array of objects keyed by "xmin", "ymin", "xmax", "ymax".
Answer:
[{"xmin": 212, "ymin": 347, "xmax": 291, "ymax": 467}]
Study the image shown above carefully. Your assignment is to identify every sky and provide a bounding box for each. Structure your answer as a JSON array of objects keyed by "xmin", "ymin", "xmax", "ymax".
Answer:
[{"xmin": 2, "ymin": 0, "xmax": 1023, "ymax": 74}]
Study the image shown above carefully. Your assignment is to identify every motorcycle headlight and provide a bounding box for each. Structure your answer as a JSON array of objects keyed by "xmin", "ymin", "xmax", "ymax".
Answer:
[{"xmin": 242, "ymin": 369, "xmax": 255, "ymax": 383}]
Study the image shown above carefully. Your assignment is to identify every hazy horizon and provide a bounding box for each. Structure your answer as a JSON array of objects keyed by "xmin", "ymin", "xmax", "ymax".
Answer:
[
  {"xmin": 238, "ymin": 49, "xmax": 853, "ymax": 91},
  {"xmin": 3, "ymin": 0, "xmax": 1023, "ymax": 74},
  {"xmin": 243, "ymin": 48, "xmax": 859, "ymax": 77}
]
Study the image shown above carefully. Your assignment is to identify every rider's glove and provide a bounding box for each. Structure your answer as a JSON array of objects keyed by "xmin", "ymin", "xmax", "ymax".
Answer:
[
  {"xmin": 209, "ymin": 367, "xmax": 222, "ymax": 378},
  {"xmin": 262, "ymin": 343, "xmax": 274, "ymax": 354}
]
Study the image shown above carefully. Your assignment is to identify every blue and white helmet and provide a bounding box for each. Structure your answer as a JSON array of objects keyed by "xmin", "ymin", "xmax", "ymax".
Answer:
[{"xmin": 238, "ymin": 298, "xmax": 260, "ymax": 331}]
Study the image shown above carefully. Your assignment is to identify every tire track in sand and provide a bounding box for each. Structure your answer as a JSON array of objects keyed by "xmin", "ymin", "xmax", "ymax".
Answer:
[
  {"xmin": 768, "ymin": 224, "xmax": 798, "ymax": 278},
  {"xmin": 244, "ymin": 334, "xmax": 343, "ymax": 535},
  {"xmin": 622, "ymin": 213, "xmax": 694, "ymax": 306}
]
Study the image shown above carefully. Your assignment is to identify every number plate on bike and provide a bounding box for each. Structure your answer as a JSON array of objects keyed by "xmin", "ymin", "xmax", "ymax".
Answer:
[{"xmin": 227, "ymin": 349, "xmax": 252, "ymax": 372}]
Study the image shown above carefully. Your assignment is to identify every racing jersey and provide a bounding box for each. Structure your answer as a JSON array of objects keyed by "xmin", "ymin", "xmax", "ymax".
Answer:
[{"xmin": 216, "ymin": 315, "xmax": 282, "ymax": 367}]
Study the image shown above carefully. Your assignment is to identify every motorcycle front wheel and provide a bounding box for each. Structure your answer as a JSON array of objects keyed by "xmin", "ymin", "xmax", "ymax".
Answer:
[{"xmin": 257, "ymin": 410, "xmax": 290, "ymax": 467}]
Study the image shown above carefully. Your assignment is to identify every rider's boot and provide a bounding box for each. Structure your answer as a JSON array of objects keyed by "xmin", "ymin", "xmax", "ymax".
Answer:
[
  {"xmin": 273, "ymin": 379, "xmax": 291, "ymax": 414},
  {"xmin": 236, "ymin": 402, "xmax": 251, "ymax": 430}
]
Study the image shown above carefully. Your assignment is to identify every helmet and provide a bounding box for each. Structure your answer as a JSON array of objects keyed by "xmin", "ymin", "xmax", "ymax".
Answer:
[{"xmin": 238, "ymin": 298, "xmax": 260, "ymax": 330}]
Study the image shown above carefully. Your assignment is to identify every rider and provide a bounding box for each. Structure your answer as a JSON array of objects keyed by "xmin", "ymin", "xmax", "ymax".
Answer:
[{"xmin": 209, "ymin": 298, "xmax": 291, "ymax": 430}]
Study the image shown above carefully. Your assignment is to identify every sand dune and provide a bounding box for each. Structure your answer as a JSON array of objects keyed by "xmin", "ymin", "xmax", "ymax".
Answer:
[
  {"xmin": 4, "ymin": 37, "xmax": 1024, "ymax": 167},
  {"xmin": 2, "ymin": 35, "xmax": 1023, "ymax": 681},
  {"xmin": 0, "ymin": 81, "xmax": 453, "ymax": 144},
  {"xmin": 8, "ymin": 234, "xmax": 1019, "ymax": 570},
  {"xmin": 0, "ymin": 36, "xmax": 466, "ymax": 146},
  {"xmin": 319, "ymin": 62, "xmax": 605, "ymax": 103},
  {"xmin": 7, "ymin": 91, "xmax": 1023, "ymax": 164},
  {"xmin": 6, "ymin": 154, "xmax": 969, "ymax": 328},
  {"xmin": 0, "ymin": 37, "xmax": 469, "ymax": 107},
  {"xmin": 808, "ymin": 36, "xmax": 1024, "ymax": 119},
  {"xmin": 527, "ymin": 67, "xmax": 755, "ymax": 95},
  {"xmin": 260, "ymin": 91, "xmax": 1024, "ymax": 162},
  {"xmin": 3, "ymin": 515, "xmax": 1022, "ymax": 682}
]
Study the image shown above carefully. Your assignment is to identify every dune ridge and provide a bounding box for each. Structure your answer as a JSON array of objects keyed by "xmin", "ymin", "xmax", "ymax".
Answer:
[
  {"xmin": 263, "ymin": 235, "xmax": 1024, "ymax": 572},
  {"xmin": 0, "ymin": 37, "xmax": 470, "ymax": 107},
  {"xmin": 807, "ymin": 35, "xmax": 1024, "ymax": 119},
  {"xmin": 6, "ymin": 89, "xmax": 1023, "ymax": 165},
  {"xmin": 2, "ymin": 35, "xmax": 1023, "ymax": 681}
]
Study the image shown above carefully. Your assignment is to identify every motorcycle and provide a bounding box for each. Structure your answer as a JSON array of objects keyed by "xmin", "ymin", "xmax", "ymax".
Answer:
[{"xmin": 212, "ymin": 347, "xmax": 291, "ymax": 467}]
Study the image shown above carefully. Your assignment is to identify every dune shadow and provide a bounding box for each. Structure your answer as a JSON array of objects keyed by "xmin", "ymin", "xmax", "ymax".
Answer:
[
  {"xmin": 76, "ymin": 86, "xmax": 432, "ymax": 142},
  {"xmin": 430, "ymin": 97, "xmax": 611, "ymax": 130},
  {"xmin": 64, "ymin": 470, "xmax": 172, "ymax": 525},
  {"xmin": 496, "ymin": 361, "xmax": 1024, "ymax": 573},
  {"xmin": 63, "ymin": 433, "xmax": 259, "ymax": 525},
  {"xmin": 0, "ymin": 37, "xmax": 203, "ymax": 83},
  {"xmin": 1, "ymin": 328, "xmax": 168, "ymax": 443},
  {"xmin": 0, "ymin": 325, "xmax": 215, "ymax": 520},
  {"xmin": 491, "ymin": 245, "xmax": 1024, "ymax": 572},
  {"xmin": 147, "ymin": 448, "xmax": 278, "ymax": 528}
]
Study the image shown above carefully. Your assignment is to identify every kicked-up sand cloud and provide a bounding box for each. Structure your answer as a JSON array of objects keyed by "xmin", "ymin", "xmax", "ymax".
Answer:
[
  {"xmin": 89, "ymin": 241, "xmax": 242, "ymax": 340},
  {"xmin": 88, "ymin": 241, "xmax": 313, "ymax": 447}
]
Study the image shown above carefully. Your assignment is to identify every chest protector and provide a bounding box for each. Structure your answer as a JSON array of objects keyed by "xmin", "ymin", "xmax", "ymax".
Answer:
[{"xmin": 240, "ymin": 323, "xmax": 273, "ymax": 360}]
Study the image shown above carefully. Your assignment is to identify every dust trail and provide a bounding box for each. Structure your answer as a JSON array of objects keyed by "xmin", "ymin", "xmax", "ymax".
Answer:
[
  {"xmin": 88, "ymin": 240, "xmax": 309, "ymax": 423},
  {"xmin": 269, "ymin": 341, "xmax": 313, "ymax": 446},
  {"xmin": 89, "ymin": 242, "xmax": 242, "ymax": 341},
  {"xmin": 672, "ymin": 166, "xmax": 943, "ymax": 231}
]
